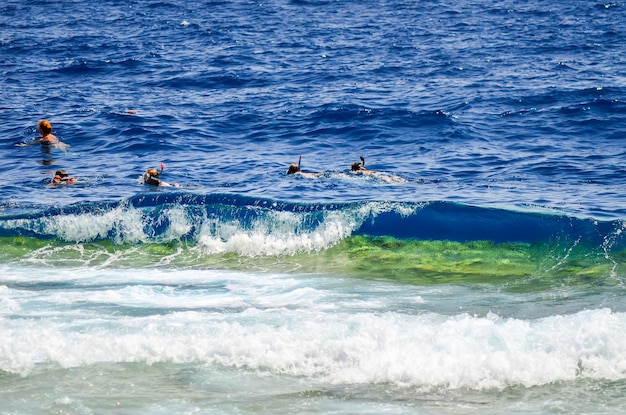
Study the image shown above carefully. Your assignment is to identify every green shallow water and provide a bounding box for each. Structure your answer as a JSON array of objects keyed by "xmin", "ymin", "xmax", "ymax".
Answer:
[{"xmin": 1, "ymin": 236, "xmax": 624, "ymax": 291}]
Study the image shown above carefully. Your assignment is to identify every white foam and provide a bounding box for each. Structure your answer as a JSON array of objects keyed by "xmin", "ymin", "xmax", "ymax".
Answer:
[
  {"xmin": 195, "ymin": 208, "xmax": 351, "ymax": 256},
  {"xmin": 195, "ymin": 201, "xmax": 418, "ymax": 256},
  {"xmin": 0, "ymin": 308, "xmax": 621, "ymax": 388},
  {"xmin": 2, "ymin": 266, "xmax": 626, "ymax": 390},
  {"xmin": 1, "ymin": 201, "xmax": 419, "ymax": 258},
  {"xmin": 2, "ymin": 204, "xmax": 148, "ymax": 243}
]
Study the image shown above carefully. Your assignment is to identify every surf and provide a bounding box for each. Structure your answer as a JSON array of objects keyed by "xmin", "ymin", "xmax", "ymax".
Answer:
[{"xmin": 0, "ymin": 193, "xmax": 624, "ymax": 289}]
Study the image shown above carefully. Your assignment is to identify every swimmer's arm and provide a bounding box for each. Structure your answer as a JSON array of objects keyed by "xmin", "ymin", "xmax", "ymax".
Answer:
[
  {"xmin": 297, "ymin": 171, "xmax": 324, "ymax": 178},
  {"xmin": 14, "ymin": 140, "xmax": 39, "ymax": 147},
  {"xmin": 157, "ymin": 181, "xmax": 180, "ymax": 187}
]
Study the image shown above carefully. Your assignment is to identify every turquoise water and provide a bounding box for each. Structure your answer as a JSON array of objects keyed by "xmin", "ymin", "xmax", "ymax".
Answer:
[
  {"xmin": 2, "ymin": 0, "xmax": 626, "ymax": 412},
  {"xmin": 1, "ymin": 198, "xmax": 626, "ymax": 413},
  {"xmin": 2, "ymin": 265, "xmax": 626, "ymax": 414}
]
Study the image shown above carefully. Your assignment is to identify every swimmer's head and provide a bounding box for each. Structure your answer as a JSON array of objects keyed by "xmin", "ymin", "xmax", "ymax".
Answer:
[
  {"xmin": 287, "ymin": 163, "xmax": 301, "ymax": 175},
  {"xmin": 55, "ymin": 169, "xmax": 69, "ymax": 178},
  {"xmin": 351, "ymin": 162, "xmax": 364, "ymax": 171},
  {"xmin": 38, "ymin": 120, "xmax": 53, "ymax": 135},
  {"xmin": 146, "ymin": 168, "xmax": 160, "ymax": 177}
]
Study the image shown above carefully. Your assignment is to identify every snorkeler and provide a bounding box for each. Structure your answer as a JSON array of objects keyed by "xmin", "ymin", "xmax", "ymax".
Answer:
[
  {"xmin": 143, "ymin": 164, "xmax": 179, "ymax": 187},
  {"xmin": 286, "ymin": 156, "xmax": 323, "ymax": 178},
  {"xmin": 350, "ymin": 156, "xmax": 370, "ymax": 174},
  {"xmin": 349, "ymin": 156, "xmax": 407, "ymax": 184},
  {"xmin": 143, "ymin": 168, "xmax": 162, "ymax": 186},
  {"xmin": 50, "ymin": 169, "xmax": 77, "ymax": 185}
]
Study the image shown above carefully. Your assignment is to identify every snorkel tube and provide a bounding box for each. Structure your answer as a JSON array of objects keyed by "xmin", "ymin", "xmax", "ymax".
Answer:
[{"xmin": 286, "ymin": 156, "xmax": 302, "ymax": 175}]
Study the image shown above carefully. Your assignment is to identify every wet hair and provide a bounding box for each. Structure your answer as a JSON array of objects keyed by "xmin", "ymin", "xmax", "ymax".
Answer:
[
  {"xmin": 287, "ymin": 164, "xmax": 301, "ymax": 175},
  {"xmin": 351, "ymin": 162, "xmax": 364, "ymax": 171},
  {"xmin": 38, "ymin": 120, "xmax": 53, "ymax": 135},
  {"xmin": 55, "ymin": 169, "xmax": 69, "ymax": 178},
  {"xmin": 146, "ymin": 168, "xmax": 159, "ymax": 177}
]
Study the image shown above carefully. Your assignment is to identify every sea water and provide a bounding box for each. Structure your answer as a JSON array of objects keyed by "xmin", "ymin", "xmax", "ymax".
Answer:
[{"xmin": 1, "ymin": 0, "xmax": 626, "ymax": 413}]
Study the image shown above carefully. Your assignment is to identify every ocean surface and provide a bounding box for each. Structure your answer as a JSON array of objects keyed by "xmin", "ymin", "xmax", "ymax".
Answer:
[{"xmin": 1, "ymin": 0, "xmax": 626, "ymax": 413}]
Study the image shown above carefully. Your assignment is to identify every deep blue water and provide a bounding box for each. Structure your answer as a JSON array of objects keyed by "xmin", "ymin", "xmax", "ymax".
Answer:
[
  {"xmin": 2, "ymin": 0, "xmax": 626, "ymax": 413},
  {"xmin": 2, "ymin": 0, "xmax": 625, "ymax": 218}
]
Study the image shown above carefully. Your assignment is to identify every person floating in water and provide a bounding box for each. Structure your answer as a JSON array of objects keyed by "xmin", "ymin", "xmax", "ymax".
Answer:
[
  {"xmin": 50, "ymin": 169, "xmax": 77, "ymax": 185},
  {"xmin": 350, "ymin": 156, "xmax": 370, "ymax": 174},
  {"xmin": 37, "ymin": 120, "xmax": 59, "ymax": 145},
  {"xmin": 143, "ymin": 164, "xmax": 179, "ymax": 187},
  {"xmin": 349, "ymin": 156, "xmax": 407, "ymax": 184},
  {"xmin": 143, "ymin": 168, "xmax": 162, "ymax": 186},
  {"xmin": 286, "ymin": 156, "xmax": 323, "ymax": 178},
  {"xmin": 16, "ymin": 120, "xmax": 69, "ymax": 148}
]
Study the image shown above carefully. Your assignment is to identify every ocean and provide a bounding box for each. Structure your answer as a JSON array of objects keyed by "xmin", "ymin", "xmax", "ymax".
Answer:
[{"xmin": 1, "ymin": 0, "xmax": 626, "ymax": 413}]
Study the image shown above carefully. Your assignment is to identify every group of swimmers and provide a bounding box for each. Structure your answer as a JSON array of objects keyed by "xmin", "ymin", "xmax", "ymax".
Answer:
[
  {"xmin": 21, "ymin": 119, "xmax": 406, "ymax": 187},
  {"xmin": 17, "ymin": 120, "xmax": 78, "ymax": 186},
  {"xmin": 287, "ymin": 156, "xmax": 407, "ymax": 184},
  {"xmin": 19, "ymin": 119, "xmax": 171, "ymax": 187}
]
